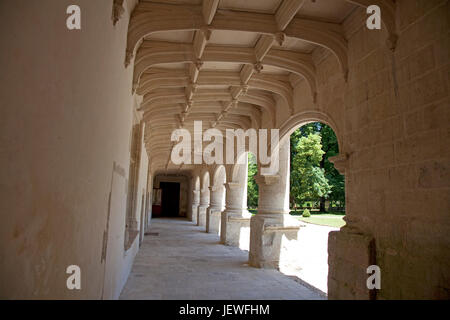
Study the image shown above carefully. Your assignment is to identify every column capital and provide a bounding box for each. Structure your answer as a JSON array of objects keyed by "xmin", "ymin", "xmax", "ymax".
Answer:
[
  {"xmin": 225, "ymin": 182, "xmax": 243, "ymax": 190},
  {"xmin": 209, "ymin": 185, "xmax": 223, "ymax": 192},
  {"xmin": 254, "ymin": 174, "xmax": 280, "ymax": 186}
]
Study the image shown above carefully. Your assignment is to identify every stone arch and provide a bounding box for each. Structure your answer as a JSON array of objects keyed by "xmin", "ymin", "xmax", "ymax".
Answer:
[
  {"xmin": 213, "ymin": 165, "xmax": 226, "ymax": 188},
  {"xmin": 254, "ymin": 111, "xmax": 345, "ymax": 177},
  {"xmin": 231, "ymin": 152, "xmax": 249, "ymax": 185},
  {"xmin": 201, "ymin": 170, "xmax": 210, "ymax": 190},
  {"xmin": 279, "ymin": 111, "xmax": 343, "ymax": 153},
  {"xmin": 212, "ymin": 165, "xmax": 227, "ymax": 208}
]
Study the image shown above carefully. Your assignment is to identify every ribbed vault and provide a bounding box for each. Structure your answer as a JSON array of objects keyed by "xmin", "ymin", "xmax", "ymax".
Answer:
[{"xmin": 126, "ymin": 0, "xmax": 396, "ymax": 172}]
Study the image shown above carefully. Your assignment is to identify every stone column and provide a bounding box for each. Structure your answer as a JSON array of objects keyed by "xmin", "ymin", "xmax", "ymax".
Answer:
[
  {"xmin": 220, "ymin": 182, "xmax": 251, "ymax": 250},
  {"xmin": 197, "ymin": 187, "xmax": 210, "ymax": 227},
  {"xmin": 249, "ymin": 139, "xmax": 301, "ymax": 269},
  {"xmin": 191, "ymin": 190, "xmax": 200, "ymax": 225},
  {"xmin": 206, "ymin": 185, "xmax": 224, "ymax": 234}
]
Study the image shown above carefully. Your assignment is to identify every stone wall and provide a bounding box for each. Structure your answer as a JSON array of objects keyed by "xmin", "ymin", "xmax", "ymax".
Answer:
[
  {"xmin": 326, "ymin": 1, "xmax": 449, "ymax": 299},
  {"xmin": 0, "ymin": 0, "xmax": 143, "ymax": 299}
]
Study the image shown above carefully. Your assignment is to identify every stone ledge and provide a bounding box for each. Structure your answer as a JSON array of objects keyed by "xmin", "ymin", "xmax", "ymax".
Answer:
[
  {"xmin": 264, "ymin": 225, "xmax": 301, "ymax": 232},
  {"xmin": 228, "ymin": 216, "xmax": 251, "ymax": 223}
]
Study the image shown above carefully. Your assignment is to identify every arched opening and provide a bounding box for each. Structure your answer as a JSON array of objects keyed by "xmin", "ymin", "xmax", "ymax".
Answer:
[
  {"xmin": 247, "ymin": 152, "xmax": 258, "ymax": 214},
  {"xmin": 289, "ymin": 122, "xmax": 345, "ymax": 221},
  {"xmin": 282, "ymin": 121, "xmax": 346, "ymax": 295}
]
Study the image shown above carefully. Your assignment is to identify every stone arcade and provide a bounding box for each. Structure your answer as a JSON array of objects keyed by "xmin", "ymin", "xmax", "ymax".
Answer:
[{"xmin": 0, "ymin": 0, "xmax": 448, "ymax": 300}]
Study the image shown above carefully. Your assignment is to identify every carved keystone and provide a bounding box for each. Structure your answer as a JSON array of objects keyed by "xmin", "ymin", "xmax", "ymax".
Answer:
[
  {"xmin": 254, "ymin": 62, "xmax": 264, "ymax": 73},
  {"xmin": 194, "ymin": 60, "xmax": 204, "ymax": 71},
  {"xmin": 275, "ymin": 32, "xmax": 286, "ymax": 46}
]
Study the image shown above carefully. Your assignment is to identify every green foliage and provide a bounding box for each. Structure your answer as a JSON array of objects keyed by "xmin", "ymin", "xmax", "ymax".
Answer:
[
  {"xmin": 302, "ymin": 209, "xmax": 311, "ymax": 217},
  {"xmin": 247, "ymin": 153, "xmax": 259, "ymax": 208},
  {"xmin": 320, "ymin": 124, "xmax": 345, "ymax": 204},
  {"xmin": 290, "ymin": 123, "xmax": 345, "ymax": 210},
  {"xmin": 290, "ymin": 131, "xmax": 332, "ymax": 205}
]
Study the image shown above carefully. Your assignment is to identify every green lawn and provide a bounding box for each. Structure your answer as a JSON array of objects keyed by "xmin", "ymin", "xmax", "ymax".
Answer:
[
  {"xmin": 294, "ymin": 213, "xmax": 346, "ymax": 228},
  {"xmin": 248, "ymin": 209, "xmax": 346, "ymax": 228}
]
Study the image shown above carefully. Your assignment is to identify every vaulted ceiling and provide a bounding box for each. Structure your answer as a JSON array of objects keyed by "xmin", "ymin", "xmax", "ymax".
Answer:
[{"xmin": 125, "ymin": 0, "xmax": 390, "ymax": 171}]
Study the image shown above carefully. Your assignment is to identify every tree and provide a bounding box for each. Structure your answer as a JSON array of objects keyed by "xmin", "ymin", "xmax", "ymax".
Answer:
[
  {"xmin": 289, "ymin": 122, "xmax": 345, "ymax": 211},
  {"xmin": 320, "ymin": 125, "xmax": 345, "ymax": 208},
  {"xmin": 290, "ymin": 132, "xmax": 332, "ymax": 208}
]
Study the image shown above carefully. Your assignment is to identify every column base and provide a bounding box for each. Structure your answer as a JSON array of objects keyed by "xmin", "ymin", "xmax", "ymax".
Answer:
[
  {"xmin": 206, "ymin": 206, "xmax": 222, "ymax": 234},
  {"xmin": 191, "ymin": 204, "xmax": 199, "ymax": 224},
  {"xmin": 197, "ymin": 205, "xmax": 208, "ymax": 227},
  {"xmin": 249, "ymin": 213, "xmax": 301, "ymax": 269},
  {"xmin": 220, "ymin": 209, "xmax": 251, "ymax": 250}
]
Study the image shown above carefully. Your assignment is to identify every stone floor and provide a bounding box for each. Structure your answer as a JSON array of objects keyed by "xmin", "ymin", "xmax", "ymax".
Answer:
[
  {"xmin": 119, "ymin": 218, "xmax": 325, "ymax": 300},
  {"xmin": 280, "ymin": 222, "xmax": 339, "ymax": 294}
]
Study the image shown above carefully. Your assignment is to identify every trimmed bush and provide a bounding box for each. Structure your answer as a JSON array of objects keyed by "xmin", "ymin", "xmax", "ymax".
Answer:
[{"xmin": 302, "ymin": 209, "xmax": 311, "ymax": 217}]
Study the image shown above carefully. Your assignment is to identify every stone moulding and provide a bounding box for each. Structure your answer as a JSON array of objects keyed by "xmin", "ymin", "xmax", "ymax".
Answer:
[
  {"xmin": 328, "ymin": 153, "xmax": 349, "ymax": 175},
  {"xmin": 112, "ymin": 0, "xmax": 125, "ymax": 26},
  {"xmin": 209, "ymin": 185, "xmax": 222, "ymax": 192},
  {"xmin": 226, "ymin": 182, "xmax": 243, "ymax": 190},
  {"xmin": 255, "ymin": 209, "xmax": 288, "ymax": 215},
  {"xmin": 264, "ymin": 225, "xmax": 301, "ymax": 232},
  {"xmin": 228, "ymin": 216, "xmax": 251, "ymax": 222}
]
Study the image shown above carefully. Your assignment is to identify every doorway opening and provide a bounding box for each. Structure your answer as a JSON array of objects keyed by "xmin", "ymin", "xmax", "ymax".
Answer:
[{"xmin": 160, "ymin": 182, "xmax": 181, "ymax": 217}]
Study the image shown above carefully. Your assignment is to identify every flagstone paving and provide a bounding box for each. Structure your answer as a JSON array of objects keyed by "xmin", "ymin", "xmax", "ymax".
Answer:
[{"xmin": 119, "ymin": 218, "xmax": 325, "ymax": 300}]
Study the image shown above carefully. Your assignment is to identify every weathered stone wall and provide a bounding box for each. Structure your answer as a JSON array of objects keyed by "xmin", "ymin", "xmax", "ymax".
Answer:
[
  {"xmin": 0, "ymin": 0, "xmax": 142, "ymax": 299},
  {"xmin": 325, "ymin": 1, "xmax": 449, "ymax": 299}
]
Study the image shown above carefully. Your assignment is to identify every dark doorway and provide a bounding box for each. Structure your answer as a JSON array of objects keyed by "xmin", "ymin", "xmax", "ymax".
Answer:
[{"xmin": 160, "ymin": 182, "xmax": 180, "ymax": 217}]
